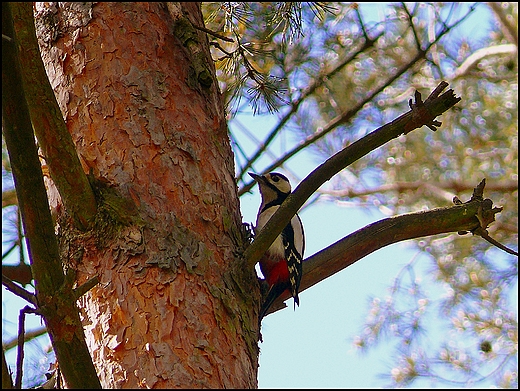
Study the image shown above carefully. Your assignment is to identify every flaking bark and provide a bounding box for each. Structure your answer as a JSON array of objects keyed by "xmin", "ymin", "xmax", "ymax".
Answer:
[{"xmin": 35, "ymin": 2, "xmax": 258, "ymax": 388}]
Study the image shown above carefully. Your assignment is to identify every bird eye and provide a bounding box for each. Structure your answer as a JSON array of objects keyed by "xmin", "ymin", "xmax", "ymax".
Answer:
[{"xmin": 272, "ymin": 176, "xmax": 280, "ymax": 182}]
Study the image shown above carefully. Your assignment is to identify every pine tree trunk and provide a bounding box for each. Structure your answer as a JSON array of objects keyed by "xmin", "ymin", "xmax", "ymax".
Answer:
[{"xmin": 35, "ymin": 2, "xmax": 259, "ymax": 387}]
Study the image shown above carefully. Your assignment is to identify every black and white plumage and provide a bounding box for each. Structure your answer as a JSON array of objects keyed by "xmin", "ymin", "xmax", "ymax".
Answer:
[{"xmin": 249, "ymin": 172, "xmax": 305, "ymax": 323}]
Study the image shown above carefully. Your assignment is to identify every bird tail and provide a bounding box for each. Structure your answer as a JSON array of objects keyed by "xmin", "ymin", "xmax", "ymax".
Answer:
[{"xmin": 258, "ymin": 283, "xmax": 292, "ymax": 326}]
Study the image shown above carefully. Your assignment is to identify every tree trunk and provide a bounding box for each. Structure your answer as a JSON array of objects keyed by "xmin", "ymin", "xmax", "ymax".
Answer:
[{"xmin": 35, "ymin": 2, "xmax": 259, "ymax": 388}]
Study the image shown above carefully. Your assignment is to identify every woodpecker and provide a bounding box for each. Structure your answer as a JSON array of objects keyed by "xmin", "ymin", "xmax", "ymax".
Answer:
[{"xmin": 249, "ymin": 172, "xmax": 305, "ymax": 323}]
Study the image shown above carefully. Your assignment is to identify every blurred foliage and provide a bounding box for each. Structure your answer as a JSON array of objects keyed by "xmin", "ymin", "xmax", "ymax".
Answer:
[{"xmin": 203, "ymin": 1, "xmax": 517, "ymax": 387}]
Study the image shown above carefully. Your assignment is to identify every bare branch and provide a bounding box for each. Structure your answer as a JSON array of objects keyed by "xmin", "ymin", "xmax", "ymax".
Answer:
[
  {"xmin": 73, "ymin": 276, "xmax": 100, "ymax": 299},
  {"xmin": 461, "ymin": 181, "xmax": 518, "ymax": 256},
  {"xmin": 452, "ymin": 44, "xmax": 517, "ymax": 79},
  {"xmin": 3, "ymin": 326, "xmax": 48, "ymax": 352},
  {"xmin": 2, "ymin": 263, "xmax": 33, "ymax": 287},
  {"xmin": 402, "ymin": 2, "xmax": 423, "ymax": 52},
  {"xmin": 2, "ymin": 188, "xmax": 17, "ymax": 208},
  {"xmin": 193, "ymin": 24, "xmax": 234, "ymax": 42},
  {"xmin": 3, "ymin": 3, "xmax": 64, "ymax": 293},
  {"xmin": 16, "ymin": 306, "xmax": 37, "ymax": 388},
  {"xmin": 265, "ymin": 181, "xmax": 506, "ymax": 316},
  {"xmin": 2, "ymin": 348, "xmax": 14, "ymax": 389},
  {"xmin": 318, "ymin": 179, "xmax": 519, "ymax": 204},
  {"xmin": 244, "ymin": 82, "xmax": 461, "ymax": 269},
  {"xmin": 238, "ymin": 4, "xmax": 477, "ymax": 195},
  {"xmin": 476, "ymin": 228, "xmax": 518, "ymax": 256}
]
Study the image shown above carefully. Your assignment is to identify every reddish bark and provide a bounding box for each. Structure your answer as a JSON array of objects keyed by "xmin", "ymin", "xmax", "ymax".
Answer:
[{"xmin": 36, "ymin": 2, "xmax": 258, "ymax": 388}]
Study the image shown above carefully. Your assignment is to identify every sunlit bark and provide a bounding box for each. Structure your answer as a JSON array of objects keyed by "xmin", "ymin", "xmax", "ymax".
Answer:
[{"xmin": 36, "ymin": 2, "xmax": 258, "ymax": 387}]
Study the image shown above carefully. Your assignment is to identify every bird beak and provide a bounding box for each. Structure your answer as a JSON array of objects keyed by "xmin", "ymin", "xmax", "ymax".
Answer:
[{"xmin": 249, "ymin": 172, "xmax": 269, "ymax": 187}]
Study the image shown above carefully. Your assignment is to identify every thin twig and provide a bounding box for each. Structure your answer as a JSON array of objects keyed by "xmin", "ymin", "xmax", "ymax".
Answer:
[
  {"xmin": 16, "ymin": 306, "xmax": 37, "ymax": 388},
  {"xmin": 2, "ymin": 275, "xmax": 37, "ymax": 306},
  {"xmin": 402, "ymin": 2, "xmax": 423, "ymax": 52},
  {"xmin": 354, "ymin": 5, "xmax": 370, "ymax": 42},
  {"xmin": 476, "ymin": 228, "xmax": 519, "ymax": 256},
  {"xmin": 210, "ymin": 41, "xmax": 234, "ymax": 58},
  {"xmin": 193, "ymin": 24, "xmax": 234, "ymax": 42},
  {"xmin": 17, "ymin": 210, "xmax": 25, "ymax": 264},
  {"xmin": 1, "ymin": 243, "xmax": 17, "ymax": 260}
]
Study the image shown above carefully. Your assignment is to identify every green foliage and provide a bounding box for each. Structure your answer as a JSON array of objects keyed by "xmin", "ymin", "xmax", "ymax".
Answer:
[{"xmin": 203, "ymin": 2, "xmax": 335, "ymax": 114}]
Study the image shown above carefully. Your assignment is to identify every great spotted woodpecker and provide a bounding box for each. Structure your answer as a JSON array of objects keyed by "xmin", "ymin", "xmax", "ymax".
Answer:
[{"xmin": 249, "ymin": 172, "xmax": 305, "ymax": 323}]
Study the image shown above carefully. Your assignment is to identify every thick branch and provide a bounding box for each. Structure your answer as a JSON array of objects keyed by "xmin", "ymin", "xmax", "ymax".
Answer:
[
  {"xmin": 238, "ymin": 48, "xmax": 426, "ymax": 196},
  {"xmin": 244, "ymin": 82, "xmax": 461, "ymax": 269},
  {"xmin": 2, "ymin": 3, "xmax": 63, "ymax": 293},
  {"xmin": 2, "ymin": 264, "xmax": 33, "ymax": 287},
  {"xmin": 2, "ymin": 4, "xmax": 101, "ymax": 388},
  {"xmin": 265, "ymin": 189, "xmax": 502, "ymax": 315},
  {"xmin": 10, "ymin": 2, "xmax": 97, "ymax": 231},
  {"xmin": 2, "ymin": 188, "xmax": 17, "ymax": 207}
]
